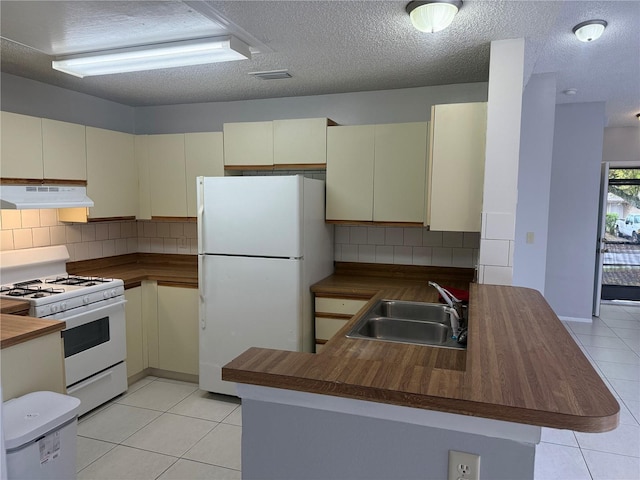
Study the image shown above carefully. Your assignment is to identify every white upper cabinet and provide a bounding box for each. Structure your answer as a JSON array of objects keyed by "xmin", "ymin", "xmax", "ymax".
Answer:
[
  {"xmin": 148, "ymin": 134, "xmax": 188, "ymax": 217},
  {"xmin": 326, "ymin": 125, "xmax": 376, "ymax": 221},
  {"xmin": 42, "ymin": 118, "xmax": 87, "ymax": 181},
  {"xmin": 86, "ymin": 127, "xmax": 137, "ymax": 219},
  {"xmin": 326, "ymin": 122, "xmax": 428, "ymax": 224},
  {"xmin": 223, "ymin": 121, "xmax": 273, "ymax": 167},
  {"xmin": 427, "ymin": 102, "xmax": 487, "ymax": 232},
  {"xmin": 185, "ymin": 132, "xmax": 224, "ymax": 217},
  {"xmin": 273, "ymin": 118, "xmax": 331, "ymax": 166},
  {"xmin": 373, "ymin": 123, "xmax": 428, "ymax": 223},
  {"xmin": 1, "ymin": 111, "xmax": 43, "ymax": 179}
]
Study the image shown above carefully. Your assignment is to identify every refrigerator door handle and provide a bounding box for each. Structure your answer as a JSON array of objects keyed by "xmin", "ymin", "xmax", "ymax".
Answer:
[
  {"xmin": 198, "ymin": 254, "xmax": 206, "ymax": 330},
  {"xmin": 196, "ymin": 176, "xmax": 204, "ymax": 255}
]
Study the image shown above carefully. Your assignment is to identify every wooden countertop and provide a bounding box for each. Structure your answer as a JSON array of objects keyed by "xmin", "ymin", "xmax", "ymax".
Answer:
[
  {"xmin": 67, "ymin": 253, "xmax": 197, "ymax": 288},
  {"xmin": 1, "ymin": 314, "xmax": 65, "ymax": 349},
  {"xmin": 223, "ymin": 268, "xmax": 619, "ymax": 433},
  {"xmin": 0, "ymin": 299, "xmax": 31, "ymax": 315}
]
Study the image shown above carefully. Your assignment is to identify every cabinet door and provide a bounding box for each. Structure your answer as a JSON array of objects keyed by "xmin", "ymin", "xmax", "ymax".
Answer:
[
  {"xmin": 148, "ymin": 134, "xmax": 188, "ymax": 217},
  {"xmin": 42, "ymin": 118, "xmax": 86, "ymax": 180},
  {"xmin": 326, "ymin": 125, "xmax": 375, "ymax": 221},
  {"xmin": 1, "ymin": 111, "xmax": 43, "ymax": 179},
  {"xmin": 135, "ymin": 135, "xmax": 152, "ymax": 220},
  {"xmin": 273, "ymin": 118, "xmax": 328, "ymax": 166},
  {"xmin": 1, "ymin": 333, "xmax": 65, "ymax": 400},
  {"xmin": 157, "ymin": 285, "xmax": 199, "ymax": 375},
  {"xmin": 124, "ymin": 287, "xmax": 144, "ymax": 379},
  {"xmin": 428, "ymin": 103, "xmax": 487, "ymax": 232},
  {"xmin": 185, "ymin": 132, "xmax": 224, "ymax": 217},
  {"xmin": 223, "ymin": 121, "xmax": 273, "ymax": 167},
  {"xmin": 86, "ymin": 127, "xmax": 137, "ymax": 219},
  {"xmin": 373, "ymin": 122, "xmax": 428, "ymax": 223}
]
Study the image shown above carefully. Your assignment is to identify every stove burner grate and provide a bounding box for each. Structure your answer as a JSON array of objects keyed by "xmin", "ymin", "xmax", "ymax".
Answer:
[
  {"xmin": 45, "ymin": 275, "xmax": 111, "ymax": 287},
  {"xmin": 0, "ymin": 285, "xmax": 65, "ymax": 298}
]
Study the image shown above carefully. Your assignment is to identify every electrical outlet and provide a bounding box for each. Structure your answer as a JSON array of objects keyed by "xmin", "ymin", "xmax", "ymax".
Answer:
[{"xmin": 448, "ymin": 450, "xmax": 480, "ymax": 480}]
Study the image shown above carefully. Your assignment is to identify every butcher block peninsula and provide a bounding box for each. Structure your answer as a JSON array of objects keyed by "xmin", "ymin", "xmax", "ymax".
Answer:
[{"xmin": 223, "ymin": 264, "xmax": 619, "ymax": 480}]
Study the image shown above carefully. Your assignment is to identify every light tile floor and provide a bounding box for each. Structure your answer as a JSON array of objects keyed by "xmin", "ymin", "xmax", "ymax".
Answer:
[
  {"xmin": 535, "ymin": 302, "xmax": 640, "ymax": 480},
  {"xmin": 75, "ymin": 304, "xmax": 639, "ymax": 480},
  {"xmin": 76, "ymin": 377, "xmax": 242, "ymax": 479}
]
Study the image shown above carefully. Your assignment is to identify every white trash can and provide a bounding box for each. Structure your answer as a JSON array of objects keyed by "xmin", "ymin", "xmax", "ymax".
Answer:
[{"xmin": 3, "ymin": 391, "xmax": 81, "ymax": 480}]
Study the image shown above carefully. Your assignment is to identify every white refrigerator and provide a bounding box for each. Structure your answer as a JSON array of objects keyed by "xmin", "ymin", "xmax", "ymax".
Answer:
[{"xmin": 197, "ymin": 175, "xmax": 334, "ymax": 395}]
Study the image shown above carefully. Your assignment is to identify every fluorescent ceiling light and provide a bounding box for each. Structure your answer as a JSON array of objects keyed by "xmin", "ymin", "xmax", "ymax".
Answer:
[
  {"xmin": 572, "ymin": 20, "xmax": 607, "ymax": 42},
  {"xmin": 52, "ymin": 36, "xmax": 251, "ymax": 78},
  {"xmin": 406, "ymin": 1, "xmax": 462, "ymax": 33}
]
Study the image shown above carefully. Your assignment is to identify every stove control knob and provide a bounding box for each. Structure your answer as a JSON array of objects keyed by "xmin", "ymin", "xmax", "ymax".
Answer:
[
  {"xmin": 51, "ymin": 304, "xmax": 59, "ymax": 313},
  {"xmin": 83, "ymin": 295, "xmax": 90, "ymax": 304},
  {"xmin": 111, "ymin": 289, "xmax": 117, "ymax": 297},
  {"xmin": 60, "ymin": 302, "xmax": 67, "ymax": 310},
  {"xmin": 103, "ymin": 291, "xmax": 110, "ymax": 299}
]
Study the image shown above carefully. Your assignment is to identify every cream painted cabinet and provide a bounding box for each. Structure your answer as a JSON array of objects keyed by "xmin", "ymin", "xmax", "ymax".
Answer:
[
  {"xmin": 148, "ymin": 134, "xmax": 188, "ymax": 217},
  {"xmin": 373, "ymin": 123, "xmax": 428, "ymax": 223},
  {"xmin": 427, "ymin": 103, "xmax": 487, "ymax": 232},
  {"xmin": 314, "ymin": 295, "xmax": 369, "ymax": 353},
  {"xmin": 125, "ymin": 287, "xmax": 145, "ymax": 379},
  {"xmin": 1, "ymin": 111, "xmax": 43, "ymax": 179},
  {"xmin": 273, "ymin": 118, "xmax": 331, "ymax": 166},
  {"xmin": 223, "ymin": 121, "xmax": 273, "ymax": 167},
  {"xmin": 326, "ymin": 122, "xmax": 428, "ymax": 224},
  {"xmin": 42, "ymin": 118, "xmax": 86, "ymax": 180},
  {"xmin": 86, "ymin": 127, "xmax": 137, "ymax": 219},
  {"xmin": 185, "ymin": 132, "xmax": 224, "ymax": 217},
  {"xmin": 326, "ymin": 125, "xmax": 376, "ymax": 221},
  {"xmin": 1, "ymin": 333, "xmax": 66, "ymax": 400},
  {"xmin": 135, "ymin": 135, "xmax": 152, "ymax": 220},
  {"xmin": 157, "ymin": 285, "xmax": 199, "ymax": 375}
]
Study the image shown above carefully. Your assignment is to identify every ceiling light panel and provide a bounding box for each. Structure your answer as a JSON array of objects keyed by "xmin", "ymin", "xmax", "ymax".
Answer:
[{"xmin": 52, "ymin": 36, "xmax": 251, "ymax": 78}]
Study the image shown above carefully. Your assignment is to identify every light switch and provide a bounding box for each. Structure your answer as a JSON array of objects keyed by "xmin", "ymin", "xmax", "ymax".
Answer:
[{"xmin": 526, "ymin": 232, "xmax": 534, "ymax": 244}]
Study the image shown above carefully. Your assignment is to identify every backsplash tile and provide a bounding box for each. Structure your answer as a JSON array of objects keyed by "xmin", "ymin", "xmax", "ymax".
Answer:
[{"xmin": 335, "ymin": 225, "xmax": 480, "ymax": 268}]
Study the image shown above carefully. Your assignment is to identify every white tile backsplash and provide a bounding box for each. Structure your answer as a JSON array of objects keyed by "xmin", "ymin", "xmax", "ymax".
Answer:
[
  {"xmin": 483, "ymin": 265, "xmax": 513, "ymax": 285},
  {"xmin": 350, "ymin": 226, "xmax": 367, "ymax": 244},
  {"xmin": 367, "ymin": 227, "xmax": 385, "ymax": 245},
  {"xmin": 403, "ymin": 228, "xmax": 422, "ymax": 247},
  {"xmin": 335, "ymin": 226, "xmax": 480, "ymax": 268},
  {"xmin": 0, "ymin": 211, "xmax": 195, "ymax": 260},
  {"xmin": 385, "ymin": 228, "xmax": 404, "ymax": 246}
]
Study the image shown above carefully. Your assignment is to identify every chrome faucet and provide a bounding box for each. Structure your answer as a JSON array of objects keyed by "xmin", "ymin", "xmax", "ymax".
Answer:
[{"xmin": 428, "ymin": 281, "xmax": 464, "ymax": 339}]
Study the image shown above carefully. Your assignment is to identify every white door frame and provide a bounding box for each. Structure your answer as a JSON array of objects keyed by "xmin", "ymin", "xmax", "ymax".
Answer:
[{"xmin": 593, "ymin": 162, "xmax": 610, "ymax": 317}]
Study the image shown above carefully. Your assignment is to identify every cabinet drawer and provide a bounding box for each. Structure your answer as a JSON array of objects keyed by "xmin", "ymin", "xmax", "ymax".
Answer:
[
  {"xmin": 315, "ymin": 297, "xmax": 368, "ymax": 315},
  {"xmin": 315, "ymin": 317, "xmax": 349, "ymax": 341}
]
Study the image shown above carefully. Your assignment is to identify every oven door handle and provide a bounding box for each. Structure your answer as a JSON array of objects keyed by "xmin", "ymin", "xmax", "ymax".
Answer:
[{"xmin": 67, "ymin": 368, "xmax": 116, "ymax": 394}]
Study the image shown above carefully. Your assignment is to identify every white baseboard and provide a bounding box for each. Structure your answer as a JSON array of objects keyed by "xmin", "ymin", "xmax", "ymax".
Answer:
[{"xmin": 558, "ymin": 315, "xmax": 592, "ymax": 323}]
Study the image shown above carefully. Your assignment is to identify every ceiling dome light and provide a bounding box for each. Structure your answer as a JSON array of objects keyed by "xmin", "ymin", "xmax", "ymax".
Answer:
[
  {"xmin": 572, "ymin": 20, "xmax": 607, "ymax": 42},
  {"xmin": 406, "ymin": 1, "xmax": 463, "ymax": 33}
]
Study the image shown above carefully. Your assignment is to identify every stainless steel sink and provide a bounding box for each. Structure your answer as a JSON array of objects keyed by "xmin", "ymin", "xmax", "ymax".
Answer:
[{"xmin": 345, "ymin": 299, "xmax": 466, "ymax": 349}]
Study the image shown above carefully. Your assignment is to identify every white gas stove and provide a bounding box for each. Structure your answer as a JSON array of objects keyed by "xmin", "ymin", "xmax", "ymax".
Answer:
[{"xmin": 0, "ymin": 246, "xmax": 127, "ymax": 416}]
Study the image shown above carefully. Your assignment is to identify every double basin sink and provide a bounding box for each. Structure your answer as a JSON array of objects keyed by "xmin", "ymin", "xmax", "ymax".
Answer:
[{"xmin": 346, "ymin": 299, "xmax": 467, "ymax": 350}]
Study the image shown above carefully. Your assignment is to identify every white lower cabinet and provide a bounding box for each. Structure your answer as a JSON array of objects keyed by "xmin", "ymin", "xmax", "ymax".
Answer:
[
  {"xmin": 1, "ymin": 333, "xmax": 66, "ymax": 400},
  {"xmin": 314, "ymin": 296, "xmax": 369, "ymax": 353},
  {"xmin": 157, "ymin": 285, "xmax": 199, "ymax": 375},
  {"xmin": 132, "ymin": 281, "xmax": 199, "ymax": 378},
  {"xmin": 124, "ymin": 287, "xmax": 144, "ymax": 379}
]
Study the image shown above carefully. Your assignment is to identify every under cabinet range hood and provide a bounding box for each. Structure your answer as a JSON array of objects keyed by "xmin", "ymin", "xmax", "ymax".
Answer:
[{"xmin": 0, "ymin": 185, "xmax": 94, "ymax": 209}]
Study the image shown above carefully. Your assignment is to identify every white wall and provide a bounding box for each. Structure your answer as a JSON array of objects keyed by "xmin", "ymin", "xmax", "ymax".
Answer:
[
  {"xmin": 478, "ymin": 39, "xmax": 525, "ymax": 286},
  {"xmin": 603, "ymin": 127, "xmax": 640, "ymax": 164},
  {"xmin": 0, "ymin": 73, "xmax": 135, "ymax": 133},
  {"xmin": 512, "ymin": 74, "xmax": 557, "ymax": 292},
  {"xmin": 134, "ymin": 83, "xmax": 488, "ymax": 134},
  {"xmin": 545, "ymin": 102, "xmax": 606, "ymax": 321}
]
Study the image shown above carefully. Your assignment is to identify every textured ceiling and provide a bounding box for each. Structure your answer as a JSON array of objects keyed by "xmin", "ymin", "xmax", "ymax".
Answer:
[{"xmin": 0, "ymin": 0, "xmax": 638, "ymax": 127}]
